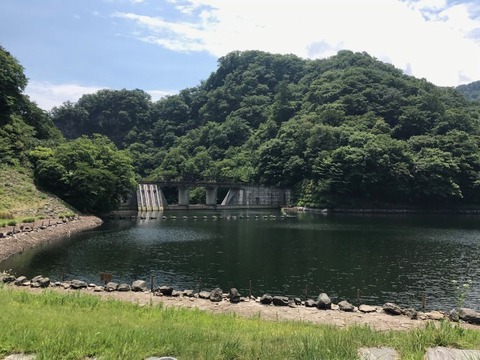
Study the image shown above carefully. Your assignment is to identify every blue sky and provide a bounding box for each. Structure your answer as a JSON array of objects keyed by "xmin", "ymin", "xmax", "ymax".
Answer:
[{"xmin": 1, "ymin": 0, "xmax": 480, "ymax": 111}]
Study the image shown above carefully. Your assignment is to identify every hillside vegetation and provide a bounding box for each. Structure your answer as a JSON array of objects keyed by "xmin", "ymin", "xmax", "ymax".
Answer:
[
  {"xmin": 52, "ymin": 50, "xmax": 480, "ymax": 209},
  {"xmin": 0, "ymin": 46, "xmax": 136, "ymax": 216}
]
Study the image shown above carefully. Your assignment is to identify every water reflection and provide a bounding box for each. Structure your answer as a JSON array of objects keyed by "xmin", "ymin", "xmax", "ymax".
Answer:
[{"xmin": 1, "ymin": 211, "xmax": 480, "ymax": 311}]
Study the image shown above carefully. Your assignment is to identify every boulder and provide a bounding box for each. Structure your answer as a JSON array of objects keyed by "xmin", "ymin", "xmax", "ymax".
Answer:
[
  {"xmin": 272, "ymin": 296, "xmax": 289, "ymax": 306},
  {"xmin": 459, "ymin": 308, "xmax": 480, "ymax": 324},
  {"xmin": 449, "ymin": 309, "xmax": 459, "ymax": 322},
  {"xmin": 260, "ymin": 294, "xmax": 273, "ymax": 305},
  {"xmin": 1, "ymin": 274, "xmax": 15, "ymax": 283},
  {"xmin": 338, "ymin": 300, "xmax": 354, "ymax": 312},
  {"xmin": 183, "ymin": 290, "xmax": 195, "ymax": 297},
  {"xmin": 316, "ymin": 293, "xmax": 332, "ymax": 310},
  {"xmin": 383, "ymin": 302, "xmax": 402, "ymax": 315},
  {"xmin": 171, "ymin": 290, "xmax": 182, "ymax": 297},
  {"xmin": 305, "ymin": 299, "xmax": 317, "ymax": 308},
  {"xmin": 228, "ymin": 288, "xmax": 241, "ymax": 303},
  {"xmin": 132, "ymin": 280, "xmax": 148, "ymax": 292},
  {"xmin": 209, "ymin": 287, "xmax": 223, "ymax": 302},
  {"xmin": 198, "ymin": 291, "xmax": 210, "ymax": 299},
  {"xmin": 294, "ymin": 297, "xmax": 302, "ymax": 305},
  {"xmin": 117, "ymin": 283, "xmax": 131, "ymax": 292},
  {"xmin": 359, "ymin": 304, "xmax": 377, "ymax": 313},
  {"xmin": 402, "ymin": 308, "xmax": 417, "ymax": 320},
  {"xmin": 157, "ymin": 286, "xmax": 174, "ymax": 296},
  {"xmin": 71, "ymin": 279, "xmax": 88, "ymax": 289},
  {"xmin": 426, "ymin": 310, "xmax": 444, "ymax": 321},
  {"xmin": 288, "ymin": 299, "xmax": 297, "ymax": 308},
  {"xmin": 14, "ymin": 276, "xmax": 28, "ymax": 286},
  {"xmin": 105, "ymin": 282, "xmax": 119, "ymax": 292}
]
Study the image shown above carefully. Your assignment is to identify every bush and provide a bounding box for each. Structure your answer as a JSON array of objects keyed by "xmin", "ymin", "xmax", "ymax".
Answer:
[
  {"xmin": 7, "ymin": 221, "xmax": 16, "ymax": 226},
  {"xmin": 22, "ymin": 218, "xmax": 35, "ymax": 223},
  {"xmin": 0, "ymin": 211, "xmax": 13, "ymax": 219}
]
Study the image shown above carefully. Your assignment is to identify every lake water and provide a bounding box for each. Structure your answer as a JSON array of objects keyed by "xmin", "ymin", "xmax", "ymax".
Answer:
[{"xmin": 1, "ymin": 210, "xmax": 480, "ymax": 311}]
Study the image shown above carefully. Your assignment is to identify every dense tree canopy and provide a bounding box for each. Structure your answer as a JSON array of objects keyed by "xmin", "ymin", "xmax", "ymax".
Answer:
[{"xmin": 45, "ymin": 49, "xmax": 480, "ymax": 208}]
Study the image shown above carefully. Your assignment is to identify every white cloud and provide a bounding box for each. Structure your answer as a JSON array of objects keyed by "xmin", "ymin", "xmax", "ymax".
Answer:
[
  {"xmin": 25, "ymin": 81, "xmax": 176, "ymax": 110},
  {"xmin": 146, "ymin": 89, "xmax": 177, "ymax": 101},
  {"xmin": 25, "ymin": 81, "xmax": 107, "ymax": 111},
  {"xmin": 113, "ymin": 0, "xmax": 480, "ymax": 86}
]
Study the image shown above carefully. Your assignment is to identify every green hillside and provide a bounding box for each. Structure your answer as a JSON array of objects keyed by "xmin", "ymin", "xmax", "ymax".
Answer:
[
  {"xmin": 0, "ymin": 45, "xmax": 135, "ymax": 216},
  {"xmin": 51, "ymin": 50, "xmax": 480, "ymax": 209}
]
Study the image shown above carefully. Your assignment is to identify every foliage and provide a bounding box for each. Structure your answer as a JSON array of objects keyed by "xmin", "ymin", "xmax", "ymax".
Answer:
[
  {"xmin": 44, "ymin": 49, "xmax": 480, "ymax": 208},
  {"xmin": 31, "ymin": 135, "xmax": 136, "ymax": 213}
]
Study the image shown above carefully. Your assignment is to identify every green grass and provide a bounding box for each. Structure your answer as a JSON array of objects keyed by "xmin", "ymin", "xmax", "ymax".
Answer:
[
  {"xmin": 0, "ymin": 166, "xmax": 76, "ymax": 223},
  {"xmin": 0, "ymin": 288, "xmax": 479, "ymax": 359}
]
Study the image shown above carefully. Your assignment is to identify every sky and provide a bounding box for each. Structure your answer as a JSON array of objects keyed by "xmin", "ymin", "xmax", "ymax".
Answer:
[{"xmin": 1, "ymin": 0, "xmax": 480, "ymax": 111}]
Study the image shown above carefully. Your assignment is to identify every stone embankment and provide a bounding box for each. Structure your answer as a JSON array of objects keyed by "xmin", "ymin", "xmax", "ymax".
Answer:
[
  {"xmin": 2, "ymin": 273, "xmax": 480, "ymax": 332},
  {"xmin": 0, "ymin": 215, "xmax": 103, "ymax": 262}
]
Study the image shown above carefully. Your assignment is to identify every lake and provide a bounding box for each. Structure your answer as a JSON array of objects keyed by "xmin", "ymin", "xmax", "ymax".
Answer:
[{"xmin": 1, "ymin": 210, "xmax": 480, "ymax": 311}]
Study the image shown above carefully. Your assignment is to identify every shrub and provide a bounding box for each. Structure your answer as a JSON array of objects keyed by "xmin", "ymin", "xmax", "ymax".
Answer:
[
  {"xmin": 0, "ymin": 211, "xmax": 13, "ymax": 219},
  {"xmin": 22, "ymin": 218, "xmax": 35, "ymax": 223},
  {"xmin": 7, "ymin": 221, "xmax": 16, "ymax": 226}
]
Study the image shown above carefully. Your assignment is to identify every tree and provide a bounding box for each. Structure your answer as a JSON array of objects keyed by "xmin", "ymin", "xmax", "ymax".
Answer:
[{"xmin": 31, "ymin": 135, "xmax": 136, "ymax": 213}]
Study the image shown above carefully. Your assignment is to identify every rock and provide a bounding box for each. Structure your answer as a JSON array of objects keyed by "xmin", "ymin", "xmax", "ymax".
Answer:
[
  {"xmin": 358, "ymin": 347, "xmax": 399, "ymax": 360},
  {"xmin": 449, "ymin": 309, "xmax": 459, "ymax": 322},
  {"xmin": 359, "ymin": 304, "xmax": 377, "ymax": 313},
  {"xmin": 117, "ymin": 283, "xmax": 131, "ymax": 292},
  {"xmin": 316, "ymin": 293, "xmax": 332, "ymax": 310},
  {"xmin": 402, "ymin": 308, "xmax": 417, "ymax": 320},
  {"xmin": 183, "ymin": 290, "xmax": 194, "ymax": 297},
  {"xmin": 294, "ymin": 297, "xmax": 302, "ymax": 305},
  {"xmin": 383, "ymin": 302, "xmax": 402, "ymax": 316},
  {"xmin": 288, "ymin": 299, "xmax": 297, "ymax": 308},
  {"xmin": 338, "ymin": 300, "xmax": 355, "ymax": 312},
  {"xmin": 14, "ymin": 276, "xmax": 28, "ymax": 286},
  {"xmin": 30, "ymin": 276, "xmax": 50, "ymax": 288},
  {"xmin": 272, "ymin": 296, "xmax": 289, "ymax": 306},
  {"xmin": 132, "ymin": 280, "xmax": 148, "ymax": 292},
  {"xmin": 228, "ymin": 288, "xmax": 241, "ymax": 303},
  {"xmin": 459, "ymin": 308, "xmax": 480, "ymax": 324},
  {"xmin": 105, "ymin": 282, "xmax": 119, "ymax": 292},
  {"xmin": 305, "ymin": 299, "xmax": 317, "ymax": 308},
  {"xmin": 171, "ymin": 290, "xmax": 182, "ymax": 297},
  {"xmin": 157, "ymin": 286, "xmax": 174, "ymax": 296},
  {"xmin": 94, "ymin": 286, "xmax": 104, "ymax": 292},
  {"xmin": 198, "ymin": 291, "xmax": 210, "ymax": 299},
  {"xmin": 426, "ymin": 310, "xmax": 444, "ymax": 321},
  {"xmin": 1, "ymin": 274, "xmax": 16, "ymax": 283},
  {"xmin": 209, "ymin": 287, "xmax": 223, "ymax": 302},
  {"xmin": 71, "ymin": 279, "xmax": 88, "ymax": 289},
  {"xmin": 260, "ymin": 294, "xmax": 273, "ymax": 305},
  {"xmin": 62, "ymin": 282, "xmax": 71, "ymax": 289}
]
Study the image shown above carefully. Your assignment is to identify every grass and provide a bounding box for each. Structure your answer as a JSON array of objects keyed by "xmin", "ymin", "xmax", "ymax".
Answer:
[
  {"xmin": 0, "ymin": 166, "xmax": 76, "ymax": 225},
  {"xmin": 0, "ymin": 287, "xmax": 479, "ymax": 359}
]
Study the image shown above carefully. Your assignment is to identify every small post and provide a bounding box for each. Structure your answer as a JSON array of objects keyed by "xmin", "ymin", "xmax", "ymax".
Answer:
[
  {"xmin": 249, "ymin": 279, "xmax": 252, "ymax": 298},
  {"xmin": 421, "ymin": 293, "xmax": 426, "ymax": 312},
  {"xmin": 150, "ymin": 273, "xmax": 154, "ymax": 292},
  {"xmin": 356, "ymin": 288, "xmax": 361, "ymax": 305},
  {"xmin": 198, "ymin": 277, "xmax": 202, "ymax": 293},
  {"xmin": 305, "ymin": 285, "xmax": 308, "ymax": 301},
  {"xmin": 61, "ymin": 269, "xmax": 65, "ymax": 282}
]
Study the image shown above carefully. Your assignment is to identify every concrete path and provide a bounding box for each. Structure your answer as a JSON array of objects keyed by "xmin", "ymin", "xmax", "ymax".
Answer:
[{"xmin": 359, "ymin": 347, "xmax": 480, "ymax": 359}]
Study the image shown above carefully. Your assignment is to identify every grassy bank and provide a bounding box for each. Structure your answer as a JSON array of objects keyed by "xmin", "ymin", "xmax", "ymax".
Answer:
[
  {"xmin": 0, "ymin": 166, "xmax": 76, "ymax": 226},
  {"xmin": 0, "ymin": 287, "xmax": 479, "ymax": 359}
]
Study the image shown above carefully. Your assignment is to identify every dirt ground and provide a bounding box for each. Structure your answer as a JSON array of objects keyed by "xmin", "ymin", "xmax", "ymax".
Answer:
[{"xmin": 0, "ymin": 216, "xmax": 103, "ymax": 262}]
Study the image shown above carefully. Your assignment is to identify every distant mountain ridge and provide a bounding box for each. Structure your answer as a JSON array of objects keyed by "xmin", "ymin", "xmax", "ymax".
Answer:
[{"xmin": 456, "ymin": 81, "xmax": 480, "ymax": 102}]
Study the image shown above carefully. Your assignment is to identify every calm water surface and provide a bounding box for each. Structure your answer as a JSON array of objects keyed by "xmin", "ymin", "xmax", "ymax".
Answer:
[{"xmin": 2, "ymin": 210, "xmax": 480, "ymax": 311}]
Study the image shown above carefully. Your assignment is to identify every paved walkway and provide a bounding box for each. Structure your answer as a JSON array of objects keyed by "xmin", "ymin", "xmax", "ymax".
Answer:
[{"xmin": 359, "ymin": 347, "xmax": 480, "ymax": 359}]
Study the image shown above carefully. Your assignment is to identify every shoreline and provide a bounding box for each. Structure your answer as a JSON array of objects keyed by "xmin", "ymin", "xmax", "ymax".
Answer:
[
  {"xmin": 0, "ymin": 215, "xmax": 103, "ymax": 262},
  {"xmin": 2, "ymin": 284, "xmax": 480, "ymax": 332}
]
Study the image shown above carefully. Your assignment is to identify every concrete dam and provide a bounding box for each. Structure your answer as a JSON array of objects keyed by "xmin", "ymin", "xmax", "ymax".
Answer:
[{"xmin": 130, "ymin": 182, "xmax": 291, "ymax": 211}]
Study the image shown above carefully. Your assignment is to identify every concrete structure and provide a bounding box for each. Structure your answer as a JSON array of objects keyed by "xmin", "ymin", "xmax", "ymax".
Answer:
[{"xmin": 134, "ymin": 182, "xmax": 291, "ymax": 211}]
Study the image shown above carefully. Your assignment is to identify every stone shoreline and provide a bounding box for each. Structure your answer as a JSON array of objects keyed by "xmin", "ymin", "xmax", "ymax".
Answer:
[
  {"xmin": 2, "ymin": 275, "xmax": 480, "ymax": 332},
  {"xmin": 0, "ymin": 215, "xmax": 103, "ymax": 262}
]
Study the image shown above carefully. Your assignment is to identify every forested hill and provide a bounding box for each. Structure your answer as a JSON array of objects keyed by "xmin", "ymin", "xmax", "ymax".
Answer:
[
  {"xmin": 51, "ymin": 50, "xmax": 480, "ymax": 208},
  {"xmin": 457, "ymin": 81, "xmax": 480, "ymax": 102}
]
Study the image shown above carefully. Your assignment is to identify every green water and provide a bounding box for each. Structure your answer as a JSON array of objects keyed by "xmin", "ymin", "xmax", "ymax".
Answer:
[{"xmin": 2, "ymin": 210, "xmax": 480, "ymax": 311}]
